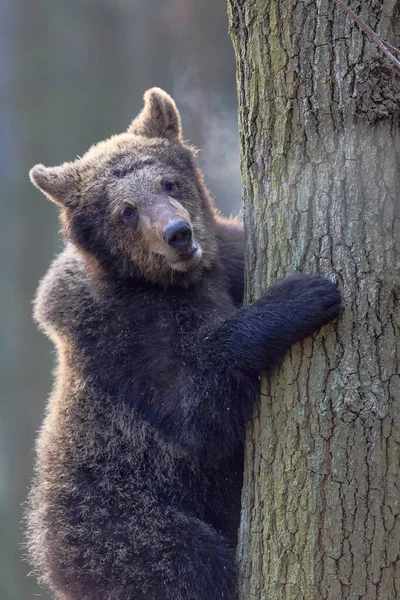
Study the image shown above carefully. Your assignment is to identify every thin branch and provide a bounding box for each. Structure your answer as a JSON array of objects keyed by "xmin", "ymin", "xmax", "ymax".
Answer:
[
  {"xmin": 380, "ymin": 38, "xmax": 400, "ymax": 57},
  {"xmin": 332, "ymin": 0, "xmax": 400, "ymax": 70}
]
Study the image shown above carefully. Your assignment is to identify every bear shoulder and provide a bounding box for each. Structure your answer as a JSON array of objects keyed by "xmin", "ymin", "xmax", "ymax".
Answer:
[{"xmin": 34, "ymin": 245, "xmax": 96, "ymax": 342}]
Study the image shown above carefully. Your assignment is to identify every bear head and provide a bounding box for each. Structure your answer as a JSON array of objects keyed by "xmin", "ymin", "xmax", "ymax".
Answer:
[{"xmin": 29, "ymin": 88, "xmax": 219, "ymax": 286}]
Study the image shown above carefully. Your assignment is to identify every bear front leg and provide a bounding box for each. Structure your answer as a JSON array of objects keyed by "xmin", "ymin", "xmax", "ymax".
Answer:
[
  {"xmin": 202, "ymin": 274, "xmax": 343, "ymax": 375},
  {"xmin": 166, "ymin": 275, "xmax": 342, "ymax": 458}
]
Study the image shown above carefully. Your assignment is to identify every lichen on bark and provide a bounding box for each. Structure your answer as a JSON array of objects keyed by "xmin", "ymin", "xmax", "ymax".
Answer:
[{"xmin": 228, "ymin": 0, "xmax": 400, "ymax": 598}]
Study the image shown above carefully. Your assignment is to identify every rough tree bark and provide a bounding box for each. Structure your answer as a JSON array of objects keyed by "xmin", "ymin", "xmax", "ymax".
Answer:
[{"xmin": 228, "ymin": 1, "xmax": 400, "ymax": 598}]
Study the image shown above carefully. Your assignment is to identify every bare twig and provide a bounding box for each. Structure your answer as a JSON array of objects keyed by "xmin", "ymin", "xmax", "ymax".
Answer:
[
  {"xmin": 332, "ymin": 0, "xmax": 400, "ymax": 70},
  {"xmin": 380, "ymin": 39, "xmax": 400, "ymax": 57}
]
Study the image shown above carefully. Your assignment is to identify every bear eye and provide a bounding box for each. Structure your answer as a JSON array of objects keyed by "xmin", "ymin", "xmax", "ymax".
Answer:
[
  {"xmin": 113, "ymin": 167, "xmax": 127, "ymax": 178},
  {"xmin": 162, "ymin": 181, "xmax": 177, "ymax": 194},
  {"xmin": 122, "ymin": 205, "xmax": 138, "ymax": 222}
]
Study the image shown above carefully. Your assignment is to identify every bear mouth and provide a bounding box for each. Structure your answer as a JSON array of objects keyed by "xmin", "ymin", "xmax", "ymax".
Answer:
[{"xmin": 168, "ymin": 243, "xmax": 198, "ymax": 265}]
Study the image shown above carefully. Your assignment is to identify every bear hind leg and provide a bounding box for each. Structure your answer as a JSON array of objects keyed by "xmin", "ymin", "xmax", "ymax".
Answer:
[{"xmin": 125, "ymin": 513, "xmax": 238, "ymax": 600}]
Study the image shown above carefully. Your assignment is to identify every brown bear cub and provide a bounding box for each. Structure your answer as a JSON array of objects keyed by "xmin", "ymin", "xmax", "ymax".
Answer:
[{"xmin": 26, "ymin": 88, "xmax": 342, "ymax": 600}]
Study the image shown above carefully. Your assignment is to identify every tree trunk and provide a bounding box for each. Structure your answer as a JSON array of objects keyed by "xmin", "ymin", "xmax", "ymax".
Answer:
[{"xmin": 228, "ymin": 1, "xmax": 400, "ymax": 598}]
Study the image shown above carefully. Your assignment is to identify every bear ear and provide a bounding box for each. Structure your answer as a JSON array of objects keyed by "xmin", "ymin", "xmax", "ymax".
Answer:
[
  {"xmin": 127, "ymin": 87, "xmax": 183, "ymax": 142},
  {"xmin": 29, "ymin": 163, "xmax": 77, "ymax": 206}
]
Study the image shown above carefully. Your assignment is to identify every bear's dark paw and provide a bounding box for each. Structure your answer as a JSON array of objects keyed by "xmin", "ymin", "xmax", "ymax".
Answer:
[
  {"xmin": 291, "ymin": 274, "xmax": 343, "ymax": 332},
  {"xmin": 268, "ymin": 274, "xmax": 343, "ymax": 336}
]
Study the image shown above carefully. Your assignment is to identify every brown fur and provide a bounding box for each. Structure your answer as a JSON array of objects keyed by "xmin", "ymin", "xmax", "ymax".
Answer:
[{"xmin": 26, "ymin": 88, "xmax": 342, "ymax": 600}]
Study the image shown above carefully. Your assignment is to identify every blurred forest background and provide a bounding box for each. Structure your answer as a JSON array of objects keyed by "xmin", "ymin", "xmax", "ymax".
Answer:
[{"xmin": 0, "ymin": 1, "xmax": 240, "ymax": 598}]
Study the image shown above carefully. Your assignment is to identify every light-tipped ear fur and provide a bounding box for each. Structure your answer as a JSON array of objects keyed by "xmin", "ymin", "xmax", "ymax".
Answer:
[
  {"xmin": 127, "ymin": 87, "xmax": 183, "ymax": 142},
  {"xmin": 29, "ymin": 163, "xmax": 77, "ymax": 206}
]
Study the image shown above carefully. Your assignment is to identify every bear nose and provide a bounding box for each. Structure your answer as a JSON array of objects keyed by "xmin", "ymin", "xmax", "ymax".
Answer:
[{"xmin": 163, "ymin": 221, "xmax": 192, "ymax": 249}]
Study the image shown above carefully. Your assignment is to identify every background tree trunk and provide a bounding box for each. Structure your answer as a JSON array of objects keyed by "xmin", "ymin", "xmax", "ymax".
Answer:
[{"xmin": 228, "ymin": 1, "xmax": 400, "ymax": 598}]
